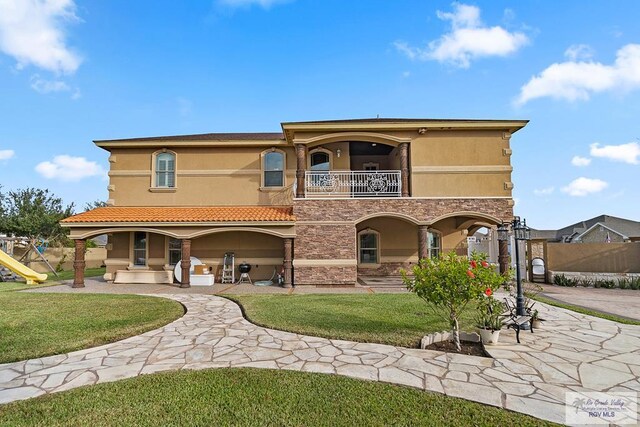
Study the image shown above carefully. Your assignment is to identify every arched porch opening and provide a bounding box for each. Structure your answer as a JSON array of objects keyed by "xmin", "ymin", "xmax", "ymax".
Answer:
[{"xmin": 429, "ymin": 213, "xmax": 503, "ymax": 262}]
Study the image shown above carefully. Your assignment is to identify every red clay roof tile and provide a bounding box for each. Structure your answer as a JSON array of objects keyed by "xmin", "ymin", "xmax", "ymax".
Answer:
[{"xmin": 61, "ymin": 206, "xmax": 295, "ymax": 223}]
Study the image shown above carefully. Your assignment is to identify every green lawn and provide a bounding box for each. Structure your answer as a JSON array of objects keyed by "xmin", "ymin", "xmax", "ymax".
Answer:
[
  {"xmin": 0, "ymin": 292, "xmax": 184, "ymax": 363},
  {"xmin": 534, "ymin": 295, "xmax": 640, "ymax": 325},
  {"xmin": 229, "ymin": 294, "xmax": 476, "ymax": 348},
  {"xmin": 0, "ymin": 368, "xmax": 556, "ymax": 427},
  {"xmin": 47, "ymin": 267, "xmax": 106, "ymax": 281}
]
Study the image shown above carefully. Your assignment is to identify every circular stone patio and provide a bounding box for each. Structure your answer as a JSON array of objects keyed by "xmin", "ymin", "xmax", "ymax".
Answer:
[{"xmin": 1, "ymin": 293, "xmax": 639, "ymax": 424}]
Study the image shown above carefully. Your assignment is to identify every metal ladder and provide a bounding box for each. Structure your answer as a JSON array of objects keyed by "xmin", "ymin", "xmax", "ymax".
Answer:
[{"xmin": 221, "ymin": 252, "xmax": 235, "ymax": 284}]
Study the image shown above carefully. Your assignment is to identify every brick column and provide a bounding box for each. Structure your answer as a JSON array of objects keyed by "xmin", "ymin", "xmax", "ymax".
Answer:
[
  {"xmin": 498, "ymin": 239, "xmax": 509, "ymax": 276},
  {"xmin": 399, "ymin": 142, "xmax": 410, "ymax": 197},
  {"xmin": 418, "ymin": 225, "xmax": 428, "ymax": 261},
  {"xmin": 295, "ymin": 144, "xmax": 307, "ymax": 198},
  {"xmin": 180, "ymin": 239, "xmax": 191, "ymax": 288},
  {"xmin": 283, "ymin": 238, "xmax": 293, "ymax": 288},
  {"xmin": 72, "ymin": 239, "xmax": 86, "ymax": 288}
]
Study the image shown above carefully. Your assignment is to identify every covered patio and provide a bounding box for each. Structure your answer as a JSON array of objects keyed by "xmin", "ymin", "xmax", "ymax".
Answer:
[{"xmin": 60, "ymin": 206, "xmax": 296, "ymax": 288}]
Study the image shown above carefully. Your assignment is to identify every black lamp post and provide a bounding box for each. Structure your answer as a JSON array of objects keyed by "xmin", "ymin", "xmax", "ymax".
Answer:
[{"xmin": 497, "ymin": 217, "xmax": 531, "ymax": 316}]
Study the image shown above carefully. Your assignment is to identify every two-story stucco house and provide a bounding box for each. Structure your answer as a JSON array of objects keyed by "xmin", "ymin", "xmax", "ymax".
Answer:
[{"xmin": 61, "ymin": 118, "xmax": 527, "ymax": 288}]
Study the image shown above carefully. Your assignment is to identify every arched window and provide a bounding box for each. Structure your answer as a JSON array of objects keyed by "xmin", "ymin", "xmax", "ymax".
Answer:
[
  {"xmin": 154, "ymin": 151, "xmax": 176, "ymax": 188},
  {"xmin": 358, "ymin": 229, "xmax": 380, "ymax": 264},
  {"xmin": 262, "ymin": 149, "xmax": 285, "ymax": 188},
  {"xmin": 310, "ymin": 151, "xmax": 330, "ymax": 171}
]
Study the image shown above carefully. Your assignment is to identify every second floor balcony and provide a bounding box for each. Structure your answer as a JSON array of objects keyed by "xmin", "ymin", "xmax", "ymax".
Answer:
[{"xmin": 304, "ymin": 170, "xmax": 402, "ymax": 198}]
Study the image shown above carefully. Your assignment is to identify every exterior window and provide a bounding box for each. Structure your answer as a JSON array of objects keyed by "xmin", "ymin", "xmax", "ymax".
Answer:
[
  {"xmin": 155, "ymin": 152, "xmax": 176, "ymax": 188},
  {"xmin": 310, "ymin": 152, "xmax": 330, "ymax": 171},
  {"xmin": 133, "ymin": 232, "xmax": 147, "ymax": 266},
  {"xmin": 359, "ymin": 231, "xmax": 379, "ymax": 264},
  {"xmin": 428, "ymin": 231, "xmax": 441, "ymax": 259},
  {"xmin": 168, "ymin": 238, "xmax": 182, "ymax": 266},
  {"xmin": 263, "ymin": 151, "xmax": 284, "ymax": 187}
]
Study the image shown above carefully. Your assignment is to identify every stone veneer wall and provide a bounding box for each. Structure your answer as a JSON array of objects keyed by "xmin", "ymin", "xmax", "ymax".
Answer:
[
  {"xmin": 293, "ymin": 198, "xmax": 512, "ymax": 285},
  {"xmin": 293, "ymin": 198, "xmax": 513, "ymax": 223},
  {"xmin": 357, "ymin": 262, "xmax": 414, "ymax": 277}
]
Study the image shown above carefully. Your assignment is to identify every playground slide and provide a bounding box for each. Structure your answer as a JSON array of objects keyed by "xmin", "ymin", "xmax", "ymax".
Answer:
[{"xmin": 0, "ymin": 250, "xmax": 47, "ymax": 284}]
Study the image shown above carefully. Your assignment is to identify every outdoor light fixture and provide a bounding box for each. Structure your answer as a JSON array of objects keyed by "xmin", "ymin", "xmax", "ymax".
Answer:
[
  {"xmin": 336, "ymin": 148, "xmax": 341, "ymax": 158},
  {"xmin": 497, "ymin": 223, "xmax": 509, "ymax": 242},
  {"xmin": 497, "ymin": 217, "xmax": 531, "ymax": 319}
]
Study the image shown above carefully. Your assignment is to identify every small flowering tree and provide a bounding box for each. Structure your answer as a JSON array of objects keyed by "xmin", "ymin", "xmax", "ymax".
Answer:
[{"xmin": 402, "ymin": 251, "xmax": 508, "ymax": 351}]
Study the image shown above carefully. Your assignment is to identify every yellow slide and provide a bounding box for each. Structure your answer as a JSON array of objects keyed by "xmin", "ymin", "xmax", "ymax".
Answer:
[{"xmin": 0, "ymin": 250, "xmax": 48, "ymax": 285}]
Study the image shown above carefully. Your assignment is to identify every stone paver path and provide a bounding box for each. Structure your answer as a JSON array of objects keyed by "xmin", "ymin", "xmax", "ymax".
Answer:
[{"xmin": 1, "ymin": 294, "xmax": 640, "ymax": 424}]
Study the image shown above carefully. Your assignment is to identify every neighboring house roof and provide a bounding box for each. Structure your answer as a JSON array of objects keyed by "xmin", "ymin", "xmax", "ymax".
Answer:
[
  {"xmin": 530, "ymin": 214, "xmax": 640, "ymax": 242},
  {"xmin": 61, "ymin": 206, "xmax": 295, "ymax": 224}
]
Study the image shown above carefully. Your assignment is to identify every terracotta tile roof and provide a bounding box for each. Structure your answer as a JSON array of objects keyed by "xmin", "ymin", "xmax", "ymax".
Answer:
[
  {"xmin": 61, "ymin": 206, "xmax": 295, "ymax": 223},
  {"xmin": 94, "ymin": 132, "xmax": 284, "ymax": 143}
]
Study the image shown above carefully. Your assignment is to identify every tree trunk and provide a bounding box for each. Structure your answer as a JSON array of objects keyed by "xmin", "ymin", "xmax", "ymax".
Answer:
[{"xmin": 450, "ymin": 312, "xmax": 461, "ymax": 352}]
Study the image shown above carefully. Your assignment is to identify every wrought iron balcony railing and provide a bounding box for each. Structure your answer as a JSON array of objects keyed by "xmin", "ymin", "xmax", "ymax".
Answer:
[{"xmin": 304, "ymin": 170, "xmax": 402, "ymax": 198}]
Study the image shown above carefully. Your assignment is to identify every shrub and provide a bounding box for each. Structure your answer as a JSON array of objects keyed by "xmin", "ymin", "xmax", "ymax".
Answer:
[
  {"xmin": 618, "ymin": 279, "xmax": 629, "ymax": 290},
  {"xmin": 403, "ymin": 251, "xmax": 510, "ymax": 351},
  {"xmin": 554, "ymin": 274, "xmax": 578, "ymax": 287},
  {"xmin": 630, "ymin": 277, "xmax": 640, "ymax": 290},
  {"xmin": 595, "ymin": 279, "xmax": 616, "ymax": 289}
]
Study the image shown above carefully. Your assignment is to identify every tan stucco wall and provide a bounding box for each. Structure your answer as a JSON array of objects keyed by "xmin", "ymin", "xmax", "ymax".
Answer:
[
  {"xmin": 103, "ymin": 230, "xmax": 285, "ymax": 281},
  {"xmin": 105, "ymin": 128, "xmax": 514, "ymax": 206},
  {"xmin": 409, "ymin": 130, "xmax": 512, "ymax": 197},
  {"xmin": 356, "ymin": 217, "xmax": 418, "ymax": 262},
  {"xmin": 108, "ymin": 146, "xmax": 296, "ymax": 206}
]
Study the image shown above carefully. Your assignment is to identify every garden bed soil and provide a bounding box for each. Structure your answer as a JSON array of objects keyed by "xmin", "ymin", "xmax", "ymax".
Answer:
[{"xmin": 425, "ymin": 340, "xmax": 488, "ymax": 357}]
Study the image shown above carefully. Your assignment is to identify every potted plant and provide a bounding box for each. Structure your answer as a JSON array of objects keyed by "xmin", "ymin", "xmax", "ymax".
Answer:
[
  {"xmin": 531, "ymin": 309, "xmax": 544, "ymax": 328},
  {"xmin": 475, "ymin": 295, "xmax": 503, "ymax": 345}
]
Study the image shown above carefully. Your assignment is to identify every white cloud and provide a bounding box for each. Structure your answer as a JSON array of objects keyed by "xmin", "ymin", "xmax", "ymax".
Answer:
[
  {"xmin": 590, "ymin": 142, "xmax": 640, "ymax": 165},
  {"xmin": 0, "ymin": 149, "xmax": 15, "ymax": 160},
  {"xmin": 35, "ymin": 155, "xmax": 105, "ymax": 182},
  {"xmin": 561, "ymin": 177, "xmax": 608, "ymax": 197},
  {"xmin": 217, "ymin": 0, "xmax": 290, "ymax": 8},
  {"xmin": 533, "ymin": 186, "xmax": 554, "ymax": 196},
  {"xmin": 564, "ymin": 44, "xmax": 594, "ymax": 61},
  {"xmin": 30, "ymin": 74, "xmax": 70, "ymax": 93},
  {"xmin": 0, "ymin": 0, "xmax": 82, "ymax": 74},
  {"xmin": 516, "ymin": 44, "xmax": 640, "ymax": 105},
  {"xmin": 571, "ymin": 156, "xmax": 591, "ymax": 167},
  {"xmin": 394, "ymin": 3, "xmax": 528, "ymax": 68}
]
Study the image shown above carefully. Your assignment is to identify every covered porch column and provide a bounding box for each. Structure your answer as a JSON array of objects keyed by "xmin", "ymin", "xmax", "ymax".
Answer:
[
  {"xmin": 180, "ymin": 239, "xmax": 191, "ymax": 288},
  {"xmin": 399, "ymin": 142, "xmax": 410, "ymax": 197},
  {"xmin": 498, "ymin": 238, "xmax": 509, "ymax": 276},
  {"xmin": 72, "ymin": 239, "xmax": 86, "ymax": 288},
  {"xmin": 417, "ymin": 225, "xmax": 428, "ymax": 261},
  {"xmin": 295, "ymin": 144, "xmax": 307, "ymax": 198},
  {"xmin": 283, "ymin": 238, "xmax": 293, "ymax": 288}
]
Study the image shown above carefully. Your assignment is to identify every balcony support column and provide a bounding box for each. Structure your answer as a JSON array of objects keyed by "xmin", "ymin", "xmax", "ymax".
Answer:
[
  {"xmin": 295, "ymin": 144, "xmax": 307, "ymax": 198},
  {"xmin": 283, "ymin": 238, "xmax": 293, "ymax": 288},
  {"xmin": 418, "ymin": 226, "xmax": 429, "ymax": 261},
  {"xmin": 180, "ymin": 239, "xmax": 191, "ymax": 288},
  {"xmin": 72, "ymin": 239, "xmax": 86, "ymax": 288},
  {"xmin": 399, "ymin": 142, "xmax": 410, "ymax": 197}
]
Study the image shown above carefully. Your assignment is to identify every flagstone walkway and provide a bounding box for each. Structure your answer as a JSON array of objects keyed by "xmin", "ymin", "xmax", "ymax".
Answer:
[{"xmin": 1, "ymin": 294, "xmax": 639, "ymax": 424}]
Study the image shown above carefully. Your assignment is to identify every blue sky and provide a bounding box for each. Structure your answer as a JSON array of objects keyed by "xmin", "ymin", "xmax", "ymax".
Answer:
[{"xmin": 0, "ymin": 0, "xmax": 639, "ymax": 229}]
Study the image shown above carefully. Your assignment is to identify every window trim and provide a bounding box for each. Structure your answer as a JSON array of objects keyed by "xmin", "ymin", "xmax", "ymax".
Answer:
[
  {"xmin": 129, "ymin": 231, "xmax": 149, "ymax": 269},
  {"xmin": 307, "ymin": 147, "xmax": 333, "ymax": 171},
  {"xmin": 151, "ymin": 149, "xmax": 177, "ymax": 190},
  {"xmin": 260, "ymin": 148, "xmax": 286, "ymax": 189},
  {"xmin": 166, "ymin": 236, "xmax": 182, "ymax": 267},
  {"xmin": 357, "ymin": 228, "xmax": 380, "ymax": 266},
  {"xmin": 427, "ymin": 229, "xmax": 442, "ymax": 259}
]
